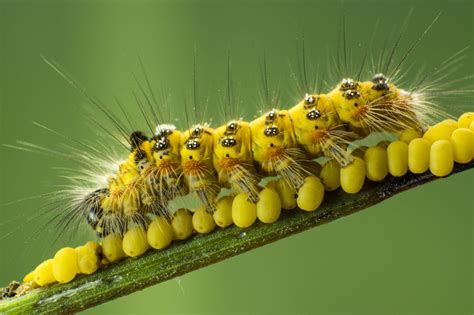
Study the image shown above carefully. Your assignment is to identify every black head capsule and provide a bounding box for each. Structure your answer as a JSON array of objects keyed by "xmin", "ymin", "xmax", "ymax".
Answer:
[
  {"xmin": 155, "ymin": 124, "xmax": 176, "ymax": 139},
  {"xmin": 221, "ymin": 137, "xmax": 237, "ymax": 147},
  {"xmin": 371, "ymin": 73, "xmax": 390, "ymax": 91},
  {"xmin": 264, "ymin": 125, "xmax": 279, "ymax": 137},
  {"xmin": 266, "ymin": 110, "xmax": 277, "ymax": 123},
  {"xmin": 343, "ymin": 89, "xmax": 361, "ymax": 100},
  {"xmin": 155, "ymin": 129, "xmax": 171, "ymax": 139},
  {"xmin": 154, "ymin": 138, "xmax": 170, "ymax": 151},
  {"xmin": 191, "ymin": 126, "xmax": 203, "ymax": 137},
  {"xmin": 225, "ymin": 121, "xmax": 238, "ymax": 135},
  {"xmin": 306, "ymin": 108, "xmax": 321, "ymax": 120},
  {"xmin": 304, "ymin": 93, "xmax": 316, "ymax": 105},
  {"xmin": 339, "ymin": 78, "xmax": 358, "ymax": 91},
  {"xmin": 186, "ymin": 139, "xmax": 200, "ymax": 150}
]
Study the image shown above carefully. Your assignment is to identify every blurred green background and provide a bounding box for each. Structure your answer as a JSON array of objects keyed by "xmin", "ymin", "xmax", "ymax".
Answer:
[{"xmin": 0, "ymin": 0, "xmax": 473, "ymax": 314}]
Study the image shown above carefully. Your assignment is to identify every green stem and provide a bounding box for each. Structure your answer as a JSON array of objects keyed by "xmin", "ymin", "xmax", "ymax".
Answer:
[{"xmin": 1, "ymin": 162, "xmax": 473, "ymax": 314}]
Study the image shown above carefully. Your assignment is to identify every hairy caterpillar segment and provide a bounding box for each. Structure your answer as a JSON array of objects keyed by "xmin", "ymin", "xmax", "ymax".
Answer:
[
  {"xmin": 328, "ymin": 75, "xmax": 422, "ymax": 135},
  {"xmin": 181, "ymin": 124, "xmax": 220, "ymax": 213},
  {"xmin": 88, "ymin": 133, "xmax": 151, "ymax": 237},
  {"xmin": 250, "ymin": 109, "xmax": 313, "ymax": 194},
  {"xmin": 144, "ymin": 125, "xmax": 185, "ymax": 217},
  {"xmin": 288, "ymin": 93, "xmax": 356, "ymax": 166},
  {"xmin": 213, "ymin": 120, "xmax": 261, "ymax": 202},
  {"xmin": 83, "ymin": 127, "xmax": 185, "ymax": 237}
]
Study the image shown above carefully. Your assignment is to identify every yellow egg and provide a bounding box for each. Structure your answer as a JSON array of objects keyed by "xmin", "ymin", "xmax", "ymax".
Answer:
[
  {"xmin": 470, "ymin": 122, "xmax": 474, "ymax": 158},
  {"xmin": 123, "ymin": 227, "xmax": 150, "ymax": 257},
  {"xmin": 430, "ymin": 140, "xmax": 454, "ymax": 177},
  {"xmin": 320, "ymin": 160, "xmax": 341, "ymax": 191},
  {"xmin": 34, "ymin": 259, "xmax": 56, "ymax": 286},
  {"xmin": 297, "ymin": 176, "xmax": 325, "ymax": 211},
  {"xmin": 408, "ymin": 138, "xmax": 430, "ymax": 174},
  {"xmin": 102, "ymin": 233, "xmax": 126, "ymax": 263},
  {"xmin": 23, "ymin": 270, "xmax": 35, "ymax": 283},
  {"xmin": 147, "ymin": 217, "xmax": 173, "ymax": 249},
  {"xmin": 387, "ymin": 141, "xmax": 408, "ymax": 177},
  {"xmin": 340, "ymin": 157, "xmax": 366, "ymax": 194},
  {"xmin": 213, "ymin": 196, "xmax": 234, "ymax": 228},
  {"xmin": 192, "ymin": 208, "xmax": 216, "ymax": 234},
  {"xmin": 275, "ymin": 179, "xmax": 297, "ymax": 210},
  {"xmin": 232, "ymin": 193, "xmax": 257, "ymax": 228},
  {"xmin": 364, "ymin": 146, "xmax": 388, "ymax": 182},
  {"xmin": 399, "ymin": 128, "xmax": 422, "ymax": 144},
  {"xmin": 457, "ymin": 112, "xmax": 474, "ymax": 128},
  {"xmin": 53, "ymin": 247, "xmax": 79, "ymax": 283},
  {"xmin": 75, "ymin": 245, "xmax": 99, "ymax": 275},
  {"xmin": 257, "ymin": 188, "xmax": 281, "ymax": 223},
  {"xmin": 450, "ymin": 128, "xmax": 473, "ymax": 163},
  {"xmin": 171, "ymin": 209, "xmax": 193, "ymax": 240},
  {"xmin": 423, "ymin": 121, "xmax": 456, "ymax": 144}
]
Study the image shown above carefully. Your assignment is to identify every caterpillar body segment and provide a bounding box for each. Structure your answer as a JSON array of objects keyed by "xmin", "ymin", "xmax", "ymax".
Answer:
[
  {"xmin": 288, "ymin": 93, "xmax": 357, "ymax": 166},
  {"xmin": 328, "ymin": 75, "xmax": 423, "ymax": 136},
  {"xmin": 88, "ymin": 133, "xmax": 152, "ymax": 237},
  {"xmin": 181, "ymin": 124, "xmax": 220, "ymax": 213},
  {"xmin": 250, "ymin": 109, "xmax": 312, "ymax": 194},
  {"xmin": 212, "ymin": 120, "xmax": 260, "ymax": 202},
  {"xmin": 142, "ymin": 124, "xmax": 186, "ymax": 218}
]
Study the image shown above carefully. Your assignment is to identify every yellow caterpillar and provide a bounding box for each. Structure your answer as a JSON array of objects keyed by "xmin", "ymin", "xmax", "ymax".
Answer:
[{"xmin": 18, "ymin": 112, "xmax": 473, "ymax": 291}]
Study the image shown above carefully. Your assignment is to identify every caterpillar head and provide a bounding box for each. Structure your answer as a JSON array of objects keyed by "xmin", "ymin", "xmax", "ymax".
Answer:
[
  {"xmin": 288, "ymin": 94, "xmax": 342, "ymax": 156},
  {"xmin": 181, "ymin": 124, "xmax": 214, "ymax": 162},
  {"xmin": 330, "ymin": 74, "xmax": 403, "ymax": 130},
  {"xmin": 251, "ymin": 109, "xmax": 287, "ymax": 149},
  {"xmin": 358, "ymin": 73, "xmax": 396, "ymax": 105},
  {"xmin": 330, "ymin": 78, "xmax": 369, "ymax": 128},
  {"xmin": 249, "ymin": 109, "xmax": 297, "ymax": 168},
  {"xmin": 152, "ymin": 124, "xmax": 181, "ymax": 164},
  {"xmin": 213, "ymin": 120, "xmax": 252, "ymax": 160}
]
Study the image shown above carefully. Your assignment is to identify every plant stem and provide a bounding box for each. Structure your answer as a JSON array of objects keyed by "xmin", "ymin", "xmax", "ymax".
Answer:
[{"xmin": 1, "ymin": 162, "xmax": 472, "ymax": 314}]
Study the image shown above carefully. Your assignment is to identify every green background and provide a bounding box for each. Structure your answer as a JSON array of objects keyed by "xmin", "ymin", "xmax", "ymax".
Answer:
[{"xmin": 0, "ymin": 0, "xmax": 473, "ymax": 314}]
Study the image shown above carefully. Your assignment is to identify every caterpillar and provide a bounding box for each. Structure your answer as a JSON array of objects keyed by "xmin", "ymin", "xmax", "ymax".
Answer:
[
  {"xmin": 6, "ymin": 113, "xmax": 472, "ymax": 294},
  {"xmin": 1, "ymin": 14, "xmax": 473, "ymax": 302}
]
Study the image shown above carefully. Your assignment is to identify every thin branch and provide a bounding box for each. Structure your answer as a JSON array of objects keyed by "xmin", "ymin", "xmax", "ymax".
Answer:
[{"xmin": 0, "ymin": 162, "xmax": 472, "ymax": 314}]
